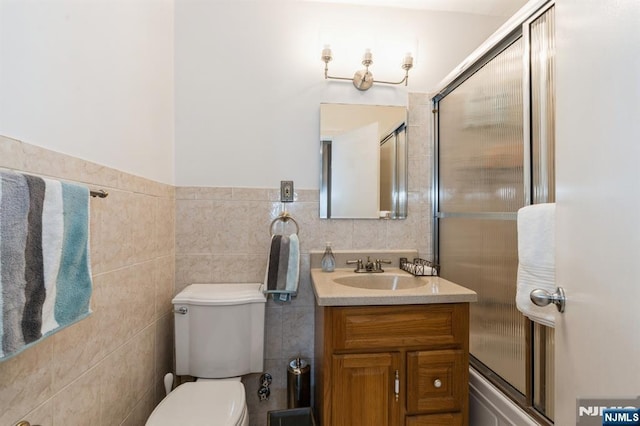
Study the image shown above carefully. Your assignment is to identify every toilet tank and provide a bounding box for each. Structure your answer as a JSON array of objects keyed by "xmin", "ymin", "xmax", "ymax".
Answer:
[{"xmin": 173, "ymin": 283, "xmax": 266, "ymax": 378}]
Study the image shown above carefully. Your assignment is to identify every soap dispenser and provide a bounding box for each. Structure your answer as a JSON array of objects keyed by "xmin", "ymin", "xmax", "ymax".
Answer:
[{"xmin": 321, "ymin": 242, "xmax": 336, "ymax": 272}]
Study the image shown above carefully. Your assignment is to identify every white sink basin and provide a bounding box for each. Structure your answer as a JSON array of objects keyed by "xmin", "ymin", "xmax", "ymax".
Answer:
[{"xmin": 333, "ymin": 274, "xmax": 426, "ymax": 291}]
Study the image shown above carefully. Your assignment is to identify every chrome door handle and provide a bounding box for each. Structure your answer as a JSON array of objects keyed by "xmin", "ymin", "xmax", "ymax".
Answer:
[{"xmin": 530, "ymin": 287, "xmax": 566, "ymax": 313}]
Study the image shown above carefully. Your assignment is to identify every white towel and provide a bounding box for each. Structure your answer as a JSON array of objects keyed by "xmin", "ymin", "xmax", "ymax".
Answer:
[{"xmin": 516, "ymin": 203, "xmax": 556, "ymax": 327}]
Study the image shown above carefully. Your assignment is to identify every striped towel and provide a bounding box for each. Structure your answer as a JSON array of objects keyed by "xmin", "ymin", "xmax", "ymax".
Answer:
[
  {"xmin": 264, "ymin": 233, "xmax": 300, "ymax": 302},
  {"xmin": 0, "ymin": 170, "xmax": 93, "ymax": 361}
]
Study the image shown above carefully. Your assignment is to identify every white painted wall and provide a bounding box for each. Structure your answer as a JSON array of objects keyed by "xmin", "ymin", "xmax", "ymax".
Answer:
[
  {"xmin": 174, "ymin": 0, "xmax": 506, "ymax": 188},
  {"xmin": 0, "ymin": 0, "xmax": 175, "ymax": 184},
  {"xmin": 0, "ymin": 0, "xmax": 505, "ymax": 187}
]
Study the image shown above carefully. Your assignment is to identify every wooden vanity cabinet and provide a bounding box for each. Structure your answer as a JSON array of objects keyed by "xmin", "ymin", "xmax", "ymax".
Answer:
[{"xmin": 314, "ymin": 303, "xmax": 469, "ymax": 426}]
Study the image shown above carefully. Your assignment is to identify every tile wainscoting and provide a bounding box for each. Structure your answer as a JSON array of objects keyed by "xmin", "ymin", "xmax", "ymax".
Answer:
[{"xmin": 0, "ymin": 135, "xmax": 176, "ymax": 426}]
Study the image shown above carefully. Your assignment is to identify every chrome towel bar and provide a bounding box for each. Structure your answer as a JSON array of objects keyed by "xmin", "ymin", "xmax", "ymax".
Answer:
[{"xmin": 90, "ymin": 189, "xmax": 109, "ymax": 198}]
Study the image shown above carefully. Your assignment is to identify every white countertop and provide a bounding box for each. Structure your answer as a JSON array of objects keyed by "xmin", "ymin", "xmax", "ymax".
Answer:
[{"xmin": 311, "ymin": 268, "xmax": 478, "ymax": 306}]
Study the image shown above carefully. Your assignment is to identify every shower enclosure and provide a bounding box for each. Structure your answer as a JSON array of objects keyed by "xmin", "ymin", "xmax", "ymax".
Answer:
[{"xmin": 432, "ymin": 2, "xmax": 555, "ymax": 423}]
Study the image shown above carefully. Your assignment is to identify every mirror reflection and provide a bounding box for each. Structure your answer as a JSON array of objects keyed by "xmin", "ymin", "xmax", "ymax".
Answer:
[{"xmin": 320, "ymin": 103, "xmax": 408, "ymax": 219}]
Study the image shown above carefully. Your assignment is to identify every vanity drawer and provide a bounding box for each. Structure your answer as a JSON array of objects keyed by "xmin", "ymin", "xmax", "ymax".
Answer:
[
  {"xmin": 330, "ymin": 304, "xmax": 468, "ymax": 351},
  {"xmin": 406, "ymin": 350, "xmax": 465, "ymax": 415}
]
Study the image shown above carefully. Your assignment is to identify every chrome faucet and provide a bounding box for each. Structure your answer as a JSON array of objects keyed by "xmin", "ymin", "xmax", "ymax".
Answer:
[{"xmin": 346, "ymin": 256, "xmax": 392, "ymax": 273}]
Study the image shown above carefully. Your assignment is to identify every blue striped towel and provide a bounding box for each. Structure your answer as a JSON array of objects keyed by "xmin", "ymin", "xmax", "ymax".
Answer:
[
  {"xmin": 264, "ymin": 233, "xmax": 299, "ymax": 302},
  {"xmin": 0, "ymin": 170, "xmax": 93, "ymax": 361}
]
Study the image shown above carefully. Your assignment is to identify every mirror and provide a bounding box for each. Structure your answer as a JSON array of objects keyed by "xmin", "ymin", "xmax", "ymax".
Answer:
[{"xmin": 320, "ymin": 103, "xmax": 408, "ymax": 219}]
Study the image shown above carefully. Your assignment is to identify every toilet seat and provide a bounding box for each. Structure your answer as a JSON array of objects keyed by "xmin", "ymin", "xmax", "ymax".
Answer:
[{"xmin": 145, "ymin": 381, "xmax": 247, "ymax": 426}]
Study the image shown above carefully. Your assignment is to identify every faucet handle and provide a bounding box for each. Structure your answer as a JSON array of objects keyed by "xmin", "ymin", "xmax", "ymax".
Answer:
[
  {"xmin": 346, "ymin": 259, "xmax": 363, "ymax": 270},
  {"xmin": 374, "ymin": 259, "xmax": 392, "ymax": 272}
]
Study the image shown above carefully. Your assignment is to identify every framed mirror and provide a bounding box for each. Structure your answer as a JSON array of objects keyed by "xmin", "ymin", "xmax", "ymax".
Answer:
[{"xmin": 320, "ymin": 103, "xmax": 408, "ymax": 219}]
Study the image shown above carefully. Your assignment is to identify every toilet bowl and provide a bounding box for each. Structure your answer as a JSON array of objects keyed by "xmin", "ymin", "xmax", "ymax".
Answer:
[{"xmin": 146, "ymin": 379, "xmax": 248, "ymax": 426}]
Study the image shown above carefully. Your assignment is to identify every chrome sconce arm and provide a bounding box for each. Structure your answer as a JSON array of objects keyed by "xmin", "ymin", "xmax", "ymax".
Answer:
[{"xmin": 321, "ymin": 46, "xmax": 413, "ymax": 91}]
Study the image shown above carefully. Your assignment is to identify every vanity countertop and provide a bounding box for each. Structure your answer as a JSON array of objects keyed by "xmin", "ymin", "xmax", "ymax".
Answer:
[{"xmin": 311, "ymin": 268, "xmax": 478, "ymax": 306}]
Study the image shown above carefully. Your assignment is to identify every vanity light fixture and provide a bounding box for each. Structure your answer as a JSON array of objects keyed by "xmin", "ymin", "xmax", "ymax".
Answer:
[{"xmin": 321, "ymin": 45, "xmax": 413, "ymax": 91}]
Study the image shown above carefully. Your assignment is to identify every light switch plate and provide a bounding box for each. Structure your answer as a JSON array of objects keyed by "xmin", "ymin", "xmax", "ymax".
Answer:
[{"xmin": 280, "ymin": 180, "xmax": 294, "ymax": 202}]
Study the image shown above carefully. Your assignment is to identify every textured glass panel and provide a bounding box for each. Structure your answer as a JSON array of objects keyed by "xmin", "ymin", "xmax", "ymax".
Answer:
[
  {"xmin": 439, "ymin": 217, "xmax": 526, "ymax": 393},
  {"xmin": 439, "ymin": 38, "xmax": 524, "ymax": 213},
  {"xmin": 531, "ymin": 6, "xmax": 556, "ymax": 204}
]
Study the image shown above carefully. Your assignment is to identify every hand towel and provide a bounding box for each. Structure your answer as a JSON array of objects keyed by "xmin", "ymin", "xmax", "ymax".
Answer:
[
  {"xmin": 264, "ymin": 233, "xmax": 300, "ymax": 302},
  {"xmin": 0, "ymin": 170, "xmax": 93, "ymax": 362},
  {"xmin": 515, "ymin": 203, "xmax": 556, "ymax": 327}
]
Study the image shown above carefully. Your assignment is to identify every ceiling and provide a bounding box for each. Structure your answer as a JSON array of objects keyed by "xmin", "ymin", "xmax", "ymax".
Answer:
[{"xmin": 301, "ymin": 0, "xmax": 530, "ymax": 17}]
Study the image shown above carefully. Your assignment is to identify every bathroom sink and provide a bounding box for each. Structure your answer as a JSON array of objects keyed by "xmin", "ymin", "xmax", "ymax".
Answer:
[{"xmin": 333, "ymin": 274, "xmax": 426, "ymax": 291}]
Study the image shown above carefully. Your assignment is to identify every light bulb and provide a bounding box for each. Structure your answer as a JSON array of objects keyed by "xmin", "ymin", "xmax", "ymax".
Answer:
[
  {"xmin": 403, "ymin": 52, "xmax": 414, "ymax": 68},
  {"xmin": 321, "ymin": 45, "xmax": 332, "ymax": 62}
]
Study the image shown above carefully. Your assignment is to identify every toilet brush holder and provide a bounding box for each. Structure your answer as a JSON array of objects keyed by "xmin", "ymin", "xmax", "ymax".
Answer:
[{"xmin": 287, "ymin": 358, "xmax": 310, "ymax": 408}]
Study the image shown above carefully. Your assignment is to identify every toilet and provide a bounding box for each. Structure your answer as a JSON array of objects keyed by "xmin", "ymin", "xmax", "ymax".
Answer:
[{"xmin": 146, "ymin": 283, "xmax": 266, "ymax": 426}]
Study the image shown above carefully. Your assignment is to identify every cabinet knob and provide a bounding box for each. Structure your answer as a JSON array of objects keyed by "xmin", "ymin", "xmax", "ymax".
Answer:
[{"xmin": 433, "ymin": 379, "xmax": 442, "ymax": 388}]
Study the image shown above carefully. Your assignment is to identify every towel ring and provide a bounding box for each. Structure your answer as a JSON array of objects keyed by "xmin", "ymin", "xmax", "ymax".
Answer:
[{"xmin": 269, "ymin": 213, "xmax": 299, "ymax": 236}]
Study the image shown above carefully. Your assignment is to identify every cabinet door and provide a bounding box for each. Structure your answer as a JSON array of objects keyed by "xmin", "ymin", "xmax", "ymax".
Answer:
[
  {"xmin": 406, "ymin": 350, "xmax": 465, "ymax": 414},
  {"xmin": 332, "ymin": 352, "xmax": 402, "ymax": 426}
]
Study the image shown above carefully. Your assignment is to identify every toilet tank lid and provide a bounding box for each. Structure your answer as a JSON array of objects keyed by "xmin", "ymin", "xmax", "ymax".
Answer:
[{"xmin": 173, "ymin": 283, "xmax": 266, "ymax": 306}]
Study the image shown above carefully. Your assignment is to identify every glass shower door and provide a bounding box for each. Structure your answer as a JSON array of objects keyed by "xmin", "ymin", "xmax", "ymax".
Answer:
[
  {"xmin": 437, "ymin": 36, "xmax": 527, "ymax": 394},
  {"xmin": 434, "ymin": 3, "xmax": 556, "ymax": 422}
]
